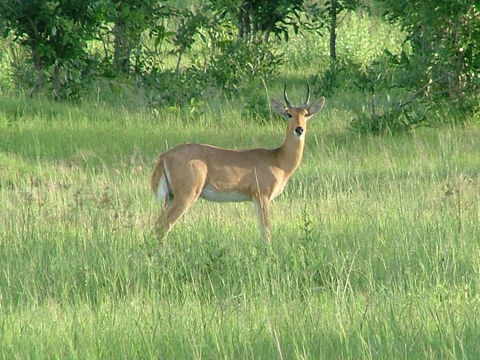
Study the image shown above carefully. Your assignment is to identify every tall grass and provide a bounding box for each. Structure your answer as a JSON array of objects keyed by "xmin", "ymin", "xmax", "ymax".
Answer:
[{"xmin": 1, "ymin": 91, "xmax": 480, "ymax": 358}]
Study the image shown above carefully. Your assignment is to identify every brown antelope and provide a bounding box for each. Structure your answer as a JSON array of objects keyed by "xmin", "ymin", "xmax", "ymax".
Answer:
[{"xmin": 151, "ymin": 85, "xmax": 325, "ymax": 241}]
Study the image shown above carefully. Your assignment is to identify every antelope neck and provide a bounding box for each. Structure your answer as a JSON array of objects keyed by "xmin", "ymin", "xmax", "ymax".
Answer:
[{"xmin": 275, "ymin": 126, "xmax": 305, "ymax": 174}]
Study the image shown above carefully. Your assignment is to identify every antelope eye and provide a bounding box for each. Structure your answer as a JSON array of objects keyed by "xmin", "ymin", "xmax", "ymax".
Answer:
[{"xmin": 287, "ymin": 113, "xmax": 292, "ymax": 118}]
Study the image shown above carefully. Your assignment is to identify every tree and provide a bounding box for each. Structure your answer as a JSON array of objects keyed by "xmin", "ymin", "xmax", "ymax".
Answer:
[
  {"xmin": 106, "ymin": 0, "xmax": 172, "ymax": 75},
  {"xmin": 327, "ymin": 0, "xmax": 360, "ymax": 68},
  {"xmin": 172, "ymin": 5, "xmax": 213, "ymax": 73},
  {"xmin": 210, "ymin": 0, "xmax": 308, "ymax": 42},
  {"xmin": 376, "ymin": 0, "xmax": 480, "ymax": 107},
  {"xmin": 0, "ymin": 0, "xmax": 101, "ymax": 71},
  {"xmin": 0, "ymin": 0, "xmax": 102, "ymax": 96}
]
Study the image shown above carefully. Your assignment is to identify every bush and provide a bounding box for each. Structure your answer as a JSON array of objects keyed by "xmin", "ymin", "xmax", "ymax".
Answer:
[
  {"xmin": 239, "ymin": 80, "xmax": 271, "ymax": 122},
  {"xmin": 207, "ymin": 39, "xmax": 283, "ymax": 92},
  {"xmin": 0, "ymin": 0, "xmax": 104, "ymax": 99},
  {"xmin": 349, "ymin": 98, "xmax": 429, "ymax": 134},
  {"xmin": 142, "ymin": 37, "xmax": 283, "ymax": 111},
  {"xmin": 9, "ymin": 52, "xmax": 100, "ymax": 99}
]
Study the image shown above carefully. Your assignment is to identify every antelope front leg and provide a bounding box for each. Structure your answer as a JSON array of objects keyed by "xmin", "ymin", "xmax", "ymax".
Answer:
[{"xmin": 253, "ymin": 195, "xmax": 271, "ymax": 242}]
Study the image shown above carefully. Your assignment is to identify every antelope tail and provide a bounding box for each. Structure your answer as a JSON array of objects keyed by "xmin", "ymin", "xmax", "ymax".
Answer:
[{"xmin": 151, "ymin": 156, "xmax": 165, "ymax": 194}]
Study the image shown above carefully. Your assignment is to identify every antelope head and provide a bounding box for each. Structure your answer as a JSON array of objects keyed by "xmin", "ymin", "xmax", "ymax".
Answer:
[{"xmin": 271, "ymin": 84, "xmax": 325, "ymax": 140}]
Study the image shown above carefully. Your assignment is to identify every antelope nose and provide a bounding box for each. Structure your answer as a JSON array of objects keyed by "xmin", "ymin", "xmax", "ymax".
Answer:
[{"xmin": 294, "ymin": 126, "xmax": 304, "ymax": 136}]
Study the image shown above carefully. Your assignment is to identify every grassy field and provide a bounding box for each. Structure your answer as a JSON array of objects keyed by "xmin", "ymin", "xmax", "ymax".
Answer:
[
  {"xmin": 1, "ymin": 10, "xmax": 480, "ymax": 360},
  {"xmin": 1, "ymin": 91, "xmax": 480, "ymax": 359}
]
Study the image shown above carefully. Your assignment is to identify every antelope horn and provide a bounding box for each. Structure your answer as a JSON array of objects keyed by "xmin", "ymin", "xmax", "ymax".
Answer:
[
  {"xmin": 284, "ymin": 83, "xmax": 293, "ymax": 109},
  {"xmin": 303, "ymin": 83, "xmax": 310, "ymax": 107}
]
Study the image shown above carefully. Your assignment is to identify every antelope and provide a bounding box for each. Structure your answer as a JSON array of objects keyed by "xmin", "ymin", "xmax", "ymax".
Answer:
[{"xmin": 151, "ymin": 85, "xmax": 325, "ymax": 241}]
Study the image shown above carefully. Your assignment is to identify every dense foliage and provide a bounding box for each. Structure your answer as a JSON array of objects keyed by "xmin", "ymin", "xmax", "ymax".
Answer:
[
  {"xmin": 376, "ymin": 0, "xmax": 480, "ymax": 107},
  {"xmin": 0, "ymin": 0, "xmax": 479, "ymax": 130},
  {"xmin": 0, "ymin": 0, "xmax": 100, "ymax": 70},
  {"xmin": 0, "ymin": 0, "xmax": 102, "ymax": 97}
]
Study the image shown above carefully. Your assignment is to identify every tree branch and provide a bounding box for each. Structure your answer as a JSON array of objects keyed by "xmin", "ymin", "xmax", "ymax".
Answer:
[{"xmin": 398, "ymin": 74, "xmax": 449, "ymax": 108}]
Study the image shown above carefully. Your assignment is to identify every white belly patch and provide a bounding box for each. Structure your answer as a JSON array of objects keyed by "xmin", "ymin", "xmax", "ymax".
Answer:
[{"xmin": 200, "ymin": 184, "xmax": 250, "ymax": 203}]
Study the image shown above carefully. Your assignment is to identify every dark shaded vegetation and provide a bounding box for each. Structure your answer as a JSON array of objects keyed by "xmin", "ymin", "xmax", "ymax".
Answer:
[{"xmin": 0, "ymin": 0, "xmax": 479, "ymax": 132}]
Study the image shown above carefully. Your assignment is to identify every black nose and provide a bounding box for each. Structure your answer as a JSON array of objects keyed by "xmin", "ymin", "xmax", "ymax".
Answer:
[{"xmin": 294, "ymin": 126, "xmax": 304, "ymax": 136}]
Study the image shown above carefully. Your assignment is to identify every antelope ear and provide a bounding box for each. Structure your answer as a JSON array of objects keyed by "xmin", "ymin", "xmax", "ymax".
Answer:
[
  {"xmin": 306, "ymin": 97, "xmax": 325, "ymax": 119},
  {"xmin": 270, "ymin": 98, "xmax": 290, "ymax": 119}
]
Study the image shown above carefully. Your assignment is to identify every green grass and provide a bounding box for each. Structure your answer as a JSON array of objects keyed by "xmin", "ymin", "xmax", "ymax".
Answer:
[{"xmin": 1, "ymin": 91, "xmax": 480, "ymax": 359}]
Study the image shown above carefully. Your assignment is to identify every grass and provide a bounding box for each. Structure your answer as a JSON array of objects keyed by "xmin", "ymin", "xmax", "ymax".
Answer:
[{"xmin": 0, "ymin": 91, "xmax": 480, "ymax": 359}]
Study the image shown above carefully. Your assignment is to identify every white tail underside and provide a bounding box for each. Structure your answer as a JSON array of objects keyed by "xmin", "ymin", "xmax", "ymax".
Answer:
[{"xmin": 156, "ymin": 175, "xmax": 169, "ymax": 202}]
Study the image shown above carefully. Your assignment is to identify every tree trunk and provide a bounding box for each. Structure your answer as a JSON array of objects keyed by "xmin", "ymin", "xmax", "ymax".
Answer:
[
  {"xmin": 30, "ymin": 45, "xmax": 47, "ymax": 91},
  {"xmin": 175, "ymin": 46, "xmax": 185, "ymax": 74},
  {"xmin": 113, "ymin": 22, "xmax": 131, "ymax": 74},
  {"xmin": 53, "ymin": 63, "xmax": 61, "ymax": 99},
  {"xmin": 329, "ymin": 0, "xmax": 338, "ymax": 74},
  {"xmin": 238, "ymin": 4, "xmax": 250, "ymax": 40}
]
